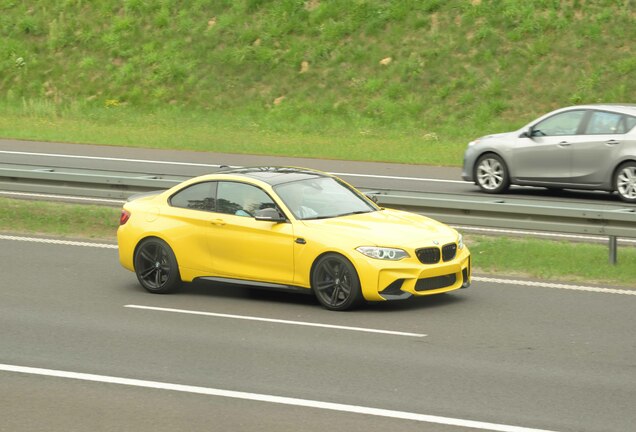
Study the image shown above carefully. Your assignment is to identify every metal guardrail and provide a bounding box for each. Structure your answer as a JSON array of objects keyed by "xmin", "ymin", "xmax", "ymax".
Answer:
[
  {"xmin": 371, "ymin": 189, "xmax": 636, "ymax": 237},
  {"xmin": 0, "ymin": 163, "xmax": 186, "ymax": 199},
  {"xmin": 1, "ymin": 163, "xmax": 635, "ymax": 264},
  {"xmin": 369, "ymin": 189, "xmax": 636, "ymax": 265}
]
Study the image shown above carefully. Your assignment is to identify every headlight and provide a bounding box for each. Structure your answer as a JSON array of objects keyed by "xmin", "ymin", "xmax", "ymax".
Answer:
[
  {"xmin": 458, "ymin": 233, "xmax": 464, "ymax": 249},
  {"xmin": 356, "ymin": 246, "xmax": 409, "ymax": 260}
]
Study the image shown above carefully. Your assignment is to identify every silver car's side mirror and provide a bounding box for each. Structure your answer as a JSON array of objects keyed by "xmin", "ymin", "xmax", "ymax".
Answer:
[{"xmin": 364, "ymin": 192, "xmax": 380, "ymax": 203}]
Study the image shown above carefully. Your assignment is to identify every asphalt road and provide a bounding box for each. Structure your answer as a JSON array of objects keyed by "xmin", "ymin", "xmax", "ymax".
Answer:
[
  {"xmin": 1, "ymin": 139, "xmax": 635, "ymax": 431},
  {"xmin": 1, "ymin": 236, "xmax": 635, "ymax": 431}
]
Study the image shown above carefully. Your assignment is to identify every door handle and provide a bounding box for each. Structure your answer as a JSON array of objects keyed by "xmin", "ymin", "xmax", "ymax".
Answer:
[
  {"xmin": 606, "ymin": 140, "xmax": 620, "ymax": 146},
  {"xmin": 211, "ymin": 218, "xmax": 226, "ymax": 226},
  {"xmin": 557, "ymin": 141, "xmax": 571, "ymax": 147}
]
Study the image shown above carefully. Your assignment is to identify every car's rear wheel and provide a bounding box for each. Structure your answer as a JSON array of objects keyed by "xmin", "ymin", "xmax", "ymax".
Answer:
[
  {"xmin": 614, "ymin": 162, "xmax": 636, "ymax": 203},
  {"xmin": 134, "ymin": 238, "xmax": 181, "ymax": 293},
  {"xmin": 475, "ymin": 153, "xmax": 510, "ymax": 194},
  {"xmin": 311, "ymin": 253, "xmax": 363, "ymax": 311}
]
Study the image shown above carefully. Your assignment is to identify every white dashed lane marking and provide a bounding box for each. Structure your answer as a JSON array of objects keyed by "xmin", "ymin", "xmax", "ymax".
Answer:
[{"xmin": 125, "ymin": 304, "xmax": 425, "ymax": 338}]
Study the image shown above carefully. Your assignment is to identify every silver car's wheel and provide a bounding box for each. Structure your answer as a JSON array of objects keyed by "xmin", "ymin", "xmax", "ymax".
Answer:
[
  {"xmin": 475, "ymin": 154, "xmax": 510, "ymax": 194},
  {"xmin": 614, "ymin": 162, "xmax": 636, "ymax": 203}
]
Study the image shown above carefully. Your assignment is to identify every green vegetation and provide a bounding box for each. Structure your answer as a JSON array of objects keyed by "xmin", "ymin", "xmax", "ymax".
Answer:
[
  {"xmin": 2, "ymin": 0, "xmax": 635, "ymax": 165},
  {"xmin": 0, "ymin": 105, "xmax": 457, "ymax": 164},
  {"xmin": 1, "ymin": 197, "xmax": 634, "ymax": 287},
  {"xmin": 470, "ymin": 235, "xmax": 636, "ymax": 287},
  {"xmin": 0, "ymin": 197, "xmax": 118, "ymax": 239}
]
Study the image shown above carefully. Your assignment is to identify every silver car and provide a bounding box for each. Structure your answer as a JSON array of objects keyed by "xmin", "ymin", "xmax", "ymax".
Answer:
[{"xmin": 462, "ymin": 104, "xmax": 636, "ymax": 203}]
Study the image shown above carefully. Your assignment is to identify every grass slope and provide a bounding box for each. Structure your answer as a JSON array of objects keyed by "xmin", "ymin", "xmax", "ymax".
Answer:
[{"xmin": 1, "ymin": 1, "xmax": 635, "ymax": 164}]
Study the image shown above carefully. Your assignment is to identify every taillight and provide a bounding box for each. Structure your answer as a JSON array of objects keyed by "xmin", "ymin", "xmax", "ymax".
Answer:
[{"xmin": 119, "ymin": 209, "xmax": 131, "ymax": 225}]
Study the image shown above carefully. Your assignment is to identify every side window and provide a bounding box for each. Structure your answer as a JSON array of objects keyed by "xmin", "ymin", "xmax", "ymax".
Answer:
[
  {"xmin": 623, "ymin": 115, "xmax": 636, "ymax": 133},
  {"xmin": 217, "ymin": 182, "xmax": 276, "ymax": 217},
  {"xmin": 532, "ymin": 110, "xmax": 586, "ymax": 136},
  {"xmin": 585, "ymin": 111, "xmax": 623, "ymax": 134},
  {"xmin": 169, "ymin": 181, "xmax": 217, "ymax": 211}
]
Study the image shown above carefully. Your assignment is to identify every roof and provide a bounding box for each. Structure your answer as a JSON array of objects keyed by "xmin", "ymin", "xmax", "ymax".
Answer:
[
  {"xmin": 571, "ymin": 104, "xmax": 636, "ymax": 116},
  {"xmin": 218, "ymin": 166, "xmax": 331, "ymax": 186}
]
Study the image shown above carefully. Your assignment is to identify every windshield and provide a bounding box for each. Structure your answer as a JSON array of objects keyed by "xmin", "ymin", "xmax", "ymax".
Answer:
[{"xmin": 274, "ymin": 177, "xmax": 378, "ymax": 220}]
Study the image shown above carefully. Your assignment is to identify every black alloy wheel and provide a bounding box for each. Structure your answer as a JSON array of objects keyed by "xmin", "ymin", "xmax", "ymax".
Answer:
[
  {"xmin": 311, "ymin": 253, "xmax": 363, "ymax": 311},
  {"xmin": 134, "ymin": 238, "xmax": 181, "ymax": 294}
]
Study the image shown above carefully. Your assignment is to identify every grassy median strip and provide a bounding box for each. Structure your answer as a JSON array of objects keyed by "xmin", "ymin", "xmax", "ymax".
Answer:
[
  {"xmin": 1, "ymin": 197, "xmax": 634, "ymax": 288},
  {"xmin": 0, "ymin": 198, "xmax": 119, "ymax": 240},
  {"xmin": 469, "ymin": 235, "xmax": 636, "ymax": 288}
]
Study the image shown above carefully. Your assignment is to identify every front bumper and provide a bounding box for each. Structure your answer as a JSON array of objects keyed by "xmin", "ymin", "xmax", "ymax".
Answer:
[
  {"xmin": 461, "ymin": 145, "xmax": 478, "ymax": 182},
  {"xmin": 358, "ymin": 248, "xmax": 472, "ymax": 301}
]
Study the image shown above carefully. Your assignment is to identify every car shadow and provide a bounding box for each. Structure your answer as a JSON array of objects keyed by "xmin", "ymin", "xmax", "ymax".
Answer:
[
  {"xmin": 361, "ymin": 292, "xmax": 467, "ymax": 313},
  {"xmin": 178, "ymin": 279, "xmax": 319, "ymax": 306},
  {"xmin": 170, "ymin": 279, "xmax": 468, "ymax": 312},
  {"xmin": 505, "ymin": 186, "xmax": 626, "ymax": 204}
]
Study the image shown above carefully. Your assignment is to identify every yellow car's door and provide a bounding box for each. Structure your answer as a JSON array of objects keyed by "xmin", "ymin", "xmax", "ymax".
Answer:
[
  {"xmin": 163, "ymin": 180, "xmax": 219, "ymax": 274},
  {"xmin": 208, "ymin": 181, "xmax": 296, "ymax": 284}
]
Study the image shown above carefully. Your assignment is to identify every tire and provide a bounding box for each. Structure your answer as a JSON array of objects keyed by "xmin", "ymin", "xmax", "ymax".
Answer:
[
  {"xmin": 134, "ymin": 238, "xmax": 181, "ymax": 294},
  {"xmin": 614, "ymin": 162, "xmax": 636, "ymax": 203},
  {"xmin": 311, "ymin": 253, "xmax": 363, "ymax": 311},
  {"xmin": 474, "ymin": 153, "xmax": 510, "ymax": 194}
]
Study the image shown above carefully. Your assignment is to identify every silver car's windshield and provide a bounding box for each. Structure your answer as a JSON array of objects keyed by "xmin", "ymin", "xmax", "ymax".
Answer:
[{"xmin": 274, "ymin": 177, "xmax": 378, "ymax": 220}]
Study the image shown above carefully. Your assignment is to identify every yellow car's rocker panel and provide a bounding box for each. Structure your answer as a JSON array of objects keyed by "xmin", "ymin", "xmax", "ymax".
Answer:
[{"xmin": 117, "ymin": 167, "xmax": 472, "ymax": 311}]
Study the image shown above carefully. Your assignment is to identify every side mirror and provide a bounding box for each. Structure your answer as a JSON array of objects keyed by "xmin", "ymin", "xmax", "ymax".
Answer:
[
  {"xmin": 520, "ymin": 128, "xmax": 533, "ymax": 138},
  {"xmin": 364, "ymin": 191, "xmax": 380, "ymax": 203},
  {"xmin": 254, "ymin": 207, "xmax": 286, "ymax": 223}
]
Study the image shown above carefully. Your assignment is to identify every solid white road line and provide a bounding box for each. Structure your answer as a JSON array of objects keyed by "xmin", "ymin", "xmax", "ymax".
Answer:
[
  {"xmin": 0, "ymin": 190, "xmax": 125, "ymax": 204},
  {"xmin": 0, "ymin": 234, "xmax": 117, "ymax": 248},
  {"xmin": 0, "ymin": 363, "xmax": 559, "ymax": 432},
  {"xmin": 0, "ymin": 150, "xmax": 234, "ymax": 168},
  {"xmin": 472, "ymin": 276, "xmax": 636, "ymax": 296},
  {"xmin": 125, "ymin": 304, "xmax": 426, "ymax": 338},
  {"xmin": 0, "ymin": 150, "xmax": 466, "ymax": 184},
  {"xmin": 331, "ymin": 171, "xmax": 467, "ymax": 183}
]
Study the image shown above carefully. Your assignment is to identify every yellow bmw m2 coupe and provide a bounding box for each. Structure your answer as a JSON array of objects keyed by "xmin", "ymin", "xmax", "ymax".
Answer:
[{"xmin": 117, "ymin": 167, "xmax": 471, "ymax": 310}]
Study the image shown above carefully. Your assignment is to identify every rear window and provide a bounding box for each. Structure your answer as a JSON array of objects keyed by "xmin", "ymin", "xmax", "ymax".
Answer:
[
  {"xmin": 624, "ymin": 115, "xmax": 636, "ymax": 133},
  {"xmin": 170, "ymin": 181, "xmax": 217, "ymax": 211},
  {"xmin": 586, "ymin": 111, "xmax": 623, "ymax": 134}
]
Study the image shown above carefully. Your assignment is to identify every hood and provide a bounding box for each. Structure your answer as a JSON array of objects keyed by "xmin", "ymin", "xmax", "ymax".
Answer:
[
  {"xmin": 476, "ymin": 130, "xmax": 517, "ymax": 143},
  {"xmin": 302, "ymin": 209, "xmax": 457, "ymax": 248}
]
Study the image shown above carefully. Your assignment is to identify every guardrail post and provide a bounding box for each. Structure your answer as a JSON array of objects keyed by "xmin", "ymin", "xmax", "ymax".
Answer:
[{"xmin": 609, "ymin": 236, "xmax": 618, "ymax": 265}]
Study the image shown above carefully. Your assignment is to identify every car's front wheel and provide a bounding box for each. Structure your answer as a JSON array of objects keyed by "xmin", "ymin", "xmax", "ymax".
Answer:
[
  {"xmin": 475, "ymin": 153, "xmax": 510, "ymax": 194},
  {"xmin": 311, "ymin": 253, "xmax": 363, "ymax": 311},
  {"xmin": 134, "ymin": 238, "xmax": 181, "ymax": 294},
  {"xmin": 614, "ymin": 162, "xmax": 636, "ymax": 203}
]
